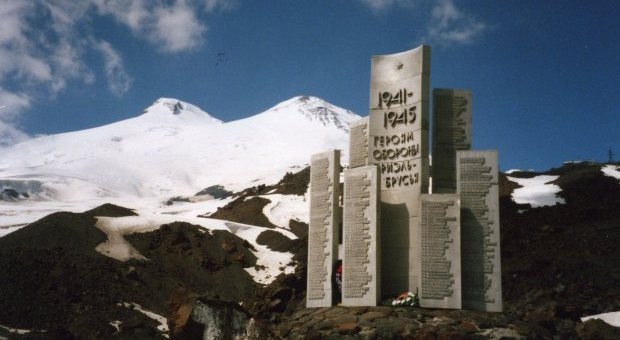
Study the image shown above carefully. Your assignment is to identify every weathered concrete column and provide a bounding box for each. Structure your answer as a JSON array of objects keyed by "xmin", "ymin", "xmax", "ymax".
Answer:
[
  {"xmin": 348, "ymin": 117, "xmax": 369, "ymax": 169},
  {"xmin": 307, "ymin": 150, "xmax": 342, "ymax": 308},
  {"xmin": 418, "ymin": 194, "xmax": 461, "ymax": 309},
  {"xmin": 457, "ymin": 150, "xmax": 502, "ymax": 312},
  {"xmin": 432, "ymin": 89, "xmax": 472, "ymax": 194},
  {"xmin": 367, "ymin": 45, "xmax": 431, "ymax": 298},
  {"xmin": 342, "ymin": 165, "xmax": 381, "ymax": 306}
]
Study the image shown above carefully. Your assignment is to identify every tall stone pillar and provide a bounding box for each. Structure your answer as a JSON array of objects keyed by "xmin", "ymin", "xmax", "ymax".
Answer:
[
  {"xmin": 418, "ymin": 194, "xmax": 461, "ymax": 309},
  {"xmin": 432, "ymin": 89, "xmax": 472, "ymax": 194},
  {"xmin": 457, "ymin": 150, "xmax": 502, "ymax": 312},
  {"xmin": 307, "ymin": 150, "xmax": 342, "ymax": 308},
  {"xmin": 368, "ymin": 45, "xmax": 431, "ymax": 297},
  {"xmin": 349, "ymin": 117, "xmax": 369, "ymax": 169},
  {"xmin": 342, "ymin": 165, "xmax": 381, "ymax": 306}
]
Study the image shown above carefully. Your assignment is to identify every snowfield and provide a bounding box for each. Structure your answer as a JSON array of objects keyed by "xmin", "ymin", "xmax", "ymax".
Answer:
[
  {"xmin": 581, "ymin": 311, "xmax": 620, "ymax": 327},
  {"xmin": 601, "ymin": 164, "xmax": 620, "ymax": 180},
  {"xmin": 0, "ymin": 96, "xmax": 357, "ymax": 284},
  {"xmin": 0, "ymin": 95, "xmax": 357, "ymax": 234},
  {"xmin": 506, "ymin": 175, "xmax": 566, "ymax": 207}
]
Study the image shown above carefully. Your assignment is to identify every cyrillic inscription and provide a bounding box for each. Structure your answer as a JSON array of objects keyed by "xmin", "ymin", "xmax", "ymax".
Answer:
[
  {"xmin": 307, "ymin": 157, "xmax": 330, "ymax": 300},
  {"xmin": 458, "ymin": 151, "xmax": 502, "ymax": 312},
  {"xmin": 349, "ymin": 118, "xmax": 369, "ymax": 169},
  {"xmin": 343, "ymin": 173, "xmax": 372, "ymax": 298},
  {"xmin": 421, "ymin": 200, "xmax": 455, "ymax": 299},
  {"xmin": 432, "ymin": 89, "xmax": 472, "ymax": 194}
]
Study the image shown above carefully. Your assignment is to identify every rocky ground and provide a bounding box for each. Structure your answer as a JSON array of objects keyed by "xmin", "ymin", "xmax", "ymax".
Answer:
[{"xmin": 0, "ymin": 162, "xmax": 618, "ymax": 339}]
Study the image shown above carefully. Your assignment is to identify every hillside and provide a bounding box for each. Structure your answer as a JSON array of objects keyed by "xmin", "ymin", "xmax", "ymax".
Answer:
[{"xmin": 0, "ymin": 162, "xmax": 618, "ymax": 338}]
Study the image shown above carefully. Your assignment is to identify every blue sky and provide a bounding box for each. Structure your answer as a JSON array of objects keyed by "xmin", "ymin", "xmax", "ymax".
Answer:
[{"xmin": 0, "ymin": 0, "xmax": 618, "ymax": 171}]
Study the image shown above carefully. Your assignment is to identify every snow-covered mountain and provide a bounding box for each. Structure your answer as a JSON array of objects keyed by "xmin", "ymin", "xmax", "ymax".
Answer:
[
  {"xmin": 0, "ymin": 96, "xmax": 360, "ymax": 228},
  {"xmin": 0, "ymin": 96, "xmax": 359, "ymax": 198}
]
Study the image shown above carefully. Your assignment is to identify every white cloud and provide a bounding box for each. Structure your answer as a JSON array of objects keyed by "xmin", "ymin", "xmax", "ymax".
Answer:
[
  {"xmin": 94, "ymin": 41, "xmax": 133, "ymax": 96},
  {"xmin": 0, "ymin": 0, "xmax": 231, "ymax": 146},
  {"xmin": 358, "ymin": 0, "xmax": 415, "ymax": 11},
  {"xmin": 92, "ymin": 0, "xmax": 208, "ymax": 53},
  {"xmin": 152, "ymin": 2, "xmax": 206, "ymax": 52},
  {"xmin": 203, "ymin": 0, "xmax": 240, "ymax": 12},
  {"xmin": 0, "ymin": 87, "xmax": 30, "ymax": 147},
  {"xmin": 425, "ymin": 0, "xmax": 486, "ymax": 45}
]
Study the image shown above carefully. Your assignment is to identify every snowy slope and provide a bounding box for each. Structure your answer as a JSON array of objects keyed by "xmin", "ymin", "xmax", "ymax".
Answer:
[
  {"xmin": 506, "ymin": 175, "xmax": 565, "ymax": 207},
  {"xmin": 0, "ymin": 96, "xmax": 358, "ymax": 200},
  {"xmin": 0, "ymin": 96, "xmax": 359, "ymax": 232}
]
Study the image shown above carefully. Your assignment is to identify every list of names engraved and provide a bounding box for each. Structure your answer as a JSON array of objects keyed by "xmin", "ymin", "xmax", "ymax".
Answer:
[
  {"xmin": 343, "ymin": 173, "xmax": 372, "ymax": 298},
  {"xmin": 421, "ymin": 200, "xmax": 456, "ymax": 299},
  {"xmin": 459, "ymin": 155, "xmax": 500, "ymax": 308},
  {"xmin": 307, "ymin": 156, "xmax": 331, "ymax": 300}
]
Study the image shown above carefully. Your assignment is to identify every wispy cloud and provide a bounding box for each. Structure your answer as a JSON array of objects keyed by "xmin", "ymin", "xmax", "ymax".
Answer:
[
  {"xmin": 358, "ymin": 0, "xmax": 415, "ymax": 12},
  {"xmin": 92, "ymin": 0, "xmax": 210, "ymax": 53},
  {"xmin": 93, "ymin": 40, "xmax": 133, "ymax": 96},
  {"xmin": 0, "ymin": 0, "xmax": 234, "ymax": 145},
  {"xmin": 0, "ymin": 87, "xmax": 30, "ymax": 147},
  {"xmin": 425, "ymin": 0, "xmax": 486, "ymax": 46}
]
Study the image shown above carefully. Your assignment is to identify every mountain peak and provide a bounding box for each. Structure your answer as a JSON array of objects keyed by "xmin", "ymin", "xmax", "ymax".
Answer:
[
  {"xmin": 269, "ymin": 95, "xmax": 360, "ymax": 131},
  {"xmin": 141, "ymin": 98, "xmax": 222, "ymax": 124}
]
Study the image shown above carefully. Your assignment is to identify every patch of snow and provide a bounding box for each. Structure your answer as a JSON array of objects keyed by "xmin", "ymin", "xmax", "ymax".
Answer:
[
  {"xmin": 94, "ymin": 216, "xmax": 158, "ymax": 261},
  {"xmin": 81, "ymin": 205, "xmax": 297, "ymax": 285},
  {"xmin": 581, "ymin": 311, "xmax": 620, "ymax": 327},
  {"xmin": 259, "ymin": 193, "xmax": 309, "ymax": 234},
  {"xmin": 506, "ymin": 175, "xmax": 565, "ymax": 207},
  {"xmin": 119, "ymin": 302, "xmax": 168, "ymax": 336},
  {"xmin": 505, "ymin": 169, "xmax": 521, "ymax": 174},
  {"xmin": 601, "ymin": 165, "xmax": 620, "ymax": 180},
  {"xmin": 225, "ymin": 222, "xmax": 295, "ymax": 285},
  {"xmin": 0, "ymin": 324, "xmax": 33, "ymax": 335},
  {"xmin": 110, "ymin": 320, "xmax": 122, "ymax": 333}
]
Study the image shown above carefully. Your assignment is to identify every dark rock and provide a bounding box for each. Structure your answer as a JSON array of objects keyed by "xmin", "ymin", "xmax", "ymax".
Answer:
[
  {"xmin": 169, "ymin": 297, "xmax": 273, "ymax": 340},
  {"xmin": 337, "ymin": 322, "xmax": 360, "ymax": 335},
  {"xmin": 576, "ymin": 319, "xmax": 620, "ymax": 340},
  {"xmin": 194, "ymin": 185, "xmax": 233, "ymax": 199}
]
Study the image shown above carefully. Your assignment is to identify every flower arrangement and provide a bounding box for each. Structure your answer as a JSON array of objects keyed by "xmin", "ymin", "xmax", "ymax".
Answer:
[{"xmin": 391, "ymin": 292, "xmax": 419, "ymax": 307}]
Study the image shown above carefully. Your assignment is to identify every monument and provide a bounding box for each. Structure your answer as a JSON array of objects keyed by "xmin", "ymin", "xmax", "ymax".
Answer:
[
  {"xmin": 306, "ymin": 150, "xmax": 342, "ymax": 308},
  {"xmin": 342, "ymin": 165, "xmax": 381, "ymax": 306},
  {"xmin": 368, "ymin": 45, "xmax": 430, "ymax": 297},
  {"xmin": 432, "ymin": 89, "xmax": 472, "ymax": 194},
  {"xmin": 348, "ymin": 117, "xmax": 369, "ymax": 168},
  {"xmin": 417, "ymin": 194, "xmax": 461, "ymax": 309},
  {"xmin": 306, "ymin": 45, "xmax": 502, "ymax": 311},
  {"xmin": 457, "ymin": 150, "xmax": 502, "ymax": 312}
]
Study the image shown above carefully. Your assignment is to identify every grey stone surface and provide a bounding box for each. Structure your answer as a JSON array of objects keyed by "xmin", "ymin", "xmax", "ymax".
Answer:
[
  {"xmin": 342, "ymin": 165, "xmax": 381, "ymax": 306},
  {"xmin": 368, "ymin": 45, "xmax": 430, "ymax": 298},
  {"xmin": 457, "ymin": 150, "xmax": 502, "ymax": 312},
  {"xmin": 349, "ymin": 118, "xmax": 369, "ymax": 169},
  {"xmin": 432, "ymin": 89, "xmax": 472, "ymax": 194},
  {"xmin": 417, "ymin": 194, "xmax": 462, "ymax": 309},
  {"xmin": 307, "ymin": 150, "xmax": 342, "ymax": 308}
]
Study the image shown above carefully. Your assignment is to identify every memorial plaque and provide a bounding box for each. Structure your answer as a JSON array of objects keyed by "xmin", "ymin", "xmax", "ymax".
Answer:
[
  {"xmin": 432, "ymin": 89, "xmax": 472, "ymax": 194},
  {"xmin": 342, "ymin": 165, "xmax": 381, "ymax": 306},
  {"xmin": 368, "ymin": 45, "xmax": 431, "ymax": 297},
  {"xmin": 307, "ymin": 150, "xmax": 342, "ymax": 308},
  {"xmin": 418, "ymin": 194, "xmax": 461, "ymax": 309},
  {"xmin": 349, "ymin": 118, "xmax": 369, "ymax": 169},
  {"xmin": 457, "ymin": 150, "xmax": 502, "ymax": 312}
]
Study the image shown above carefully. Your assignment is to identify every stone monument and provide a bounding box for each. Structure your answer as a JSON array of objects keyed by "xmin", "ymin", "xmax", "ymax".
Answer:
[
  {"xmin": 348, "ymin": 117, "xmax": 369, "ymax": 169},
  {"xmin": 432, "ymin": 89, "xmax": 472, "ymax": 194},
  {"xmin": 457, "ymin": 150, "xmax": 502, "ymax": 312},
  {"xmin": 306, "ymin": 150, "xmax": 342, "ymax": 308},
  {"xmin": 306, "ymin": 44, "xmax": 502, "ymax": 311},
  {"xmin": 417, "ymin": 194, "xmax": 461, "ymax": 309},
  {"xmin": 368, "ymin": 45, "xmax": 431, "ymax": 296},
  {"xmin": 342, "ymin": 165, "xmax": 381, "ymax": 306}
]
